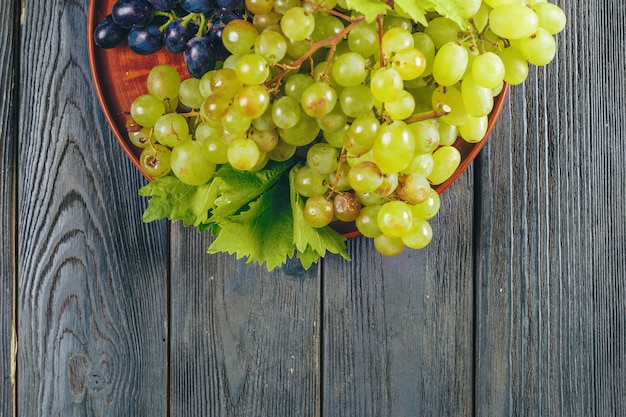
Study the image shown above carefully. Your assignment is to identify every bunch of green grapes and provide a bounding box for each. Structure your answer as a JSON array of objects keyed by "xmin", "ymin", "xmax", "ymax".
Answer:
[{"xmin": 126, "ymin": 0, "xmax": 566, "ymax": 256}]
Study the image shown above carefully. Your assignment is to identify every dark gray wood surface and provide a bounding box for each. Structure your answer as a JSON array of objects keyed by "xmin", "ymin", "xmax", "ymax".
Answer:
[{"xmin": 2, "ymin": 0, "xmax": 624, "ymax": 416}]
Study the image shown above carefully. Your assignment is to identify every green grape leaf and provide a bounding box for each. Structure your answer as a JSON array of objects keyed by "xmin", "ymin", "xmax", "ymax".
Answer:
[
  {"xmin": 207, "ymin": 176, "xmax": 295, "ymax": 271},
  {"xmin": 345, "ymin": 0, "xmax": 391, "ymax": 22},
  {"xmin": 139, "ymin": 175, "xmax": 218, "ymax": 228},
  {"xmin": 209, "ymin": 159, "xmax": 297, "ymax": 222},
  {"xmin": 393, "ymin": 0, "xmax": 428, "ymax": 26},
  {"xmin": 421, "ymin": 0, "xmax": 466, "ymax": 27},
  {"xmin": 289, "ymin": 165, "xmax": 351, "ymax": 263}
]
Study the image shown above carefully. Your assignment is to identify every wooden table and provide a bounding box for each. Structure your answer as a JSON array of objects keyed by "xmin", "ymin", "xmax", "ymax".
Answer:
[{"xmin": 1, "ymin": 1, "xmax": 624, "ymax": 415}]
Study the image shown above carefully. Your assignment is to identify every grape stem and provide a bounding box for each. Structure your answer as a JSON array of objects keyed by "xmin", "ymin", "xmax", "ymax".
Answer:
[
  {"xmin": 376, "ymin": 14, "xmax": 386, "ymax": 66},
  {"xmin": 265, "ymin": 16, "xmax": 366, "ymax": 91},
  {"xmin": 404, "ymin": 103, "xmax": 451, "ymax": 124}
]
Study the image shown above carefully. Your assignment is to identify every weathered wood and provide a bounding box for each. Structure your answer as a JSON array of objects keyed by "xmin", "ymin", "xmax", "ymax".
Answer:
[
  {"xmin": 169, "ymin": 225, "xmax": 321, "ymax": 416},
  {"xmin": 16, "ymin": 0, "xmax": 169, "ymax": 415},
  {"xmin": 322, "ymin": 171, "xmax": 476, "ymax": 417},
  {"xmin": 475, "ymin": 1, "xmax": 626, "ymax": 415},
  {"xmin": 1, "ymin": 0, "xmax": 17, "ymax": 415}
]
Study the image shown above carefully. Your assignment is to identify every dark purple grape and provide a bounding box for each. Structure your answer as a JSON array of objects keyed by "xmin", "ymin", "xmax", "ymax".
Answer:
[
  {"xmin": 184, "ymin": 37, "xmax": 217, "ymax": 78},
  {"xmin": 94, "ymin": 15, "xmax": 129, "ymax": 48},
  {"xmin": 208, "ymin": 22, "xmax": 230, "ymax": 61},
  {"xmin": 128, "ymin": 22, "xmax": 164, "ymax": 54},
  {"xmin": 147, "ymin": 0, "xmax": 176, "ymax": 11},
  {"xmin": 217, "ymin": 7, "xmax": 242, "ymax": 23},
  {"xmin": 217, "ymin": 0, "xmax": 245, "ymax": 11},
  {"xmin": 163, "ymin": 20, "xmax": 199, "ymax": 53},
  {"xmin": 179, "ymin": 0, "xmax": 216, "ymax": 13},
  {"xmin": 112, "ymin": 0, "xmax": 154, "ymax": 29}
]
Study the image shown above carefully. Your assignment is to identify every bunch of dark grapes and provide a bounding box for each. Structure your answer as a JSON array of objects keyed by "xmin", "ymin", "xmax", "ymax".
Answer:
[{"xmin": 93, "ymin": 0, "xmax": 246, "ymax": 77}]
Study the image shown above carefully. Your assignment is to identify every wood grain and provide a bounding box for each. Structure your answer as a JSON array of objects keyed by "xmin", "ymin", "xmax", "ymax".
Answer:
[
  {"xmin": 168, "ymin": 224, "xmax": 321, "ymax": 417},
  {"xmin": 1, "ymin": 0, "xmax": 17, "ymax": 415},
  {"xmin": 16, "ymin": 0, "xmax": 169, "ymax": 415},
  {"xmin": 322, "ymin": 171, "xmax": 476, "ymax": 417},
  {"xmin": 474, "ymin": 1, "xmax": 626, "ymax": 415}
]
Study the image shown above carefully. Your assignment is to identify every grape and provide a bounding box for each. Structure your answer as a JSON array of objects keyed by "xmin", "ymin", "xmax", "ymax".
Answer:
[
  {"xmin": 147, "ymin": 0, "xmax": 176, "ymax": 11},
  {"xmin": 303, "ymin": 195, "xmax": 334, "ymax": 228},
  {"xmin": 401, "ymin": 218, "xmax": 433, "ymax": 249},
  {"xmin": 233, "ymin": 85, "xmax": 271, "ymax": 119},
  {"xmin": 171, "ymin": 139, "xmax": 217, "ymax": 185},
  {"xmin": 461, "ymin": 74, "xmax": 495, "ymax": 117},
  {"xmin": 472, "ymin": 52, "xmax": 506, "ymax": 89},
  {"xmin": 184, "ymin": 37, "xmax": 217, "ymax": 78},
  {"xmin": 411, "ymin": 32, "xmax": 435, "ymax": 76},
  {"xmin": 271, "ymin": 96, "xmax": 301, "ymax": 129},
  {"xmin": 300, "ymin": 82, "xmax": 337, "ymax": 118},
  {"xmin": 374, "ymin": 173, "xmax": 398, "ymax": 198},
  {"xmin": 437, "ymin": 120, "xmax": 458, "ymax": 146},
  {"xmin": 519, "ymin": 28, "xmax": 556, "ymax": 66},
  {"xmin": 180, "ymin": 0, "xmax": 215, "ymax": 13},
  {"xmin": 112, "ymin": 0, "xmax": 154, "ymax": 29},
  {"xmin": 284, "ymin": 73, "xmax": 315, "ymax": 101},
  {"xmin": 332, "ymin": 52, "xmax": 368, "ymax": 87},
  {"xmin": 372, "ymin": 121, "xmax": 415, "ymax": 174},
  {"xmin": 396, "ymin": 173, "xmax": 430, "ymax": 205},
  {"xmin": 222, "ymin": 20, "xmax": 259, "ymax": 55},
  {"xmin": 391, "ymin": 48, "xmax": 427, "ymax": 81},
  {"xmin": 154, "ymin": 113, "xmax": 190, "ymax": 147},
  {"xmin": 201, "ymin": 135, "xmax": 230, "ymax": 164},
  {"xmin": 280, "ymin": 7, "xmax": 316, "ymax": 41},
  {"xmin": 147, "ymin": 64, "xmax": 181, "ymax": 101},
  {"xmin": 179, "ymin": 77, "xmax": 205, "ymax": 109},
  {"xmin": 432, "ymin": 42, "xmax": 468, "ymax": 87},
  {"xmin": 431, "ymin": 85, "xmax": 469, "ymax": 127},
  {"xmin": 339, "ymin": 85, "xmax": 374, "ymax": 118},
  {"xmin": 140, "ymin": 144, "xmax": 172, "ymax": 178},
  {"xmin": 131, "ymin": 94, "xmax": 166, "ymax": 127},
  {"xmin": 409, "ymin": 119, "xmax": 440, "ymax": 154},
  {"xmin": 489, "ymin": 4, "xmax": 539, "ymax": 40},
  {"xmin": 428, "ymin": 145, "xmax": 461, "ymax": 185},
  {"xmin": 94, "ymin": 15, "xmax": 129, "ymax": 49},
  {"xmin": 311, "ymin": 15, "xmax": 345, "ymax": 43},
  {"xmin": 128, "ymin": 126, "xmax": 152, "ymax": 148},
  {"xmin": 246, "ymin": 0, "xmax": 274, "ymax": 15},
  {"xmin": 268, "ymin": 139, "xmax": 297, "ymax": 161},
  {"xmin": 306, "ymin": 143, "xmax": 339, "ymax": 174},
  {"xmin": 384, "ymin": 90, "xmax": 415, "ymax": 120},
  {"xmin": 370, "ymin": 68, "xmax": 404, "ymax": 103},
  {"xmin": 210, "ymin": 68, "xmax": 243, "ymax": 99},
  {"xmin": 459, "ymin": 115, "xmax": 488, "ymax": 143},
  {"xmin": 381, "ymin": 27, "xmax": 414, "ymax": 56},
  {"xmin": 317, "ymin": 106, "xmax": 348, "ymax": 133},
  {"xmin": 355, "ymin": 205, "xmax": 382, "ymax": 238},
  {"xmin": 423, "ymin": 17, "xmax": 461, "ymax": 50},
  {"xmin": 278, "ymin": 113, "xmax": 320, "ymax": 146},
  {"xmin": 333, "ymin": 192, "xmax": 361, "ymax": 222},
  {"xmin": 533, "ymin": 2, "xmax": 567, "ymax": 34},
  {"xmin": 348, "ymin": 161, "xmax": 383, "ymax": 193},
  {"xmin": 347, "ymin": 24, "xmax": 379, "ymax": 58},
  {"xmin": 411, "ymin": 188, "xmax": 440, "ymax": 220},
  {"xmin": 294, "ymin": 166, "xmax": 328, "ymax": 197},
  {"xmin": 404, "ymin": 153, "xmax": 434, "ymax": 177},
  {"xmin": 228, "ymin": 138, "xmax": 261, "ymax": 170},
  {"xmin": 235, "ymin": 53, "xmax": 270, "ymax": 85},
  {"xmin": 498, "ymin": 46, "xmax": 529, "ymax": 85},
  {"xmin": 128, "ymin": 22, "xmax": 163, "ymax": 55},
  {"xmin": 163, "ymin": 20, "xmax": 198, "ymax": 53},
  {"xmin": 346, "ymin": 115, "xmax": 379, "ymax": 152},
  {"xmin": 273, "ymin": 0, "xmax": 302, "ymax": 14},
  {"xmin": 377, "ymin": 200, "xmax": 413, "ymax": 238},
  {"xmin": 248, "ymin": 127, "xmax": 279, "ymax": 152},
  {"xmin": 254, "ymin": 30, "xmax": 288, "ymax": 64},
  {"xmin": 222, "ymin": 106, "xmax": 252, "ymax": 134}
]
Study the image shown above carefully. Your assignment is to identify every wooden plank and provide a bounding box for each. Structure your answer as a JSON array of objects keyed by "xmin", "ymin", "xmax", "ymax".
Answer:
[
  {"xmin": 16, "ymin": 0, "xmax": 169, "ymax": 414},
  {"xmin": 475, "ymin": 1, "xmax": 626, "ymax": 415},
  {"xmin": 0, "ymin": 0, "xmax": 17, "ymax": 414},
  {"xmin": 169, "ymin": 224, "xmax": 321, "ymax": 416},
  {"xmin": 322, "ymin": 171, "xmax": 476, "ymax": 417}
]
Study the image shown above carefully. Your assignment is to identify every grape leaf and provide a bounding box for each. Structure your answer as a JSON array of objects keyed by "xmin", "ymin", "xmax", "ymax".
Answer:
[
  {"xmin": 393, "ymin": 0, "xmax": 428, "ymax": 26},
  {"xmin": 139, "ymin": 175, "xmax": 218, "ymax": 228},
  {"xmin": 289, "ymin": 165, "xmax": 350, "ymax": 264},
  {"xmin": 422, "ymin": 0, "xmax": 466, "ymax": 27},
  {"xmin": 345, "ymin": 0, "xmax": 390, "ymax": 22},
  {"xmin": 207, "ymin": 176, "xmax": 295, "ymax": 271}
]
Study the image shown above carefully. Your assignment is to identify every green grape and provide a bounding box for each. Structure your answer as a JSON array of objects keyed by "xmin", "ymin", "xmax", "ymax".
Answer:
[
  {"xmin": 278, "ymin": 113, "xmax": 320, "ymax": 146},
  {"xmin": 401, "ymin": 218, "xmax": 433, "ymax": 249},
  {"xmin": 391, "ymin": 48, "xmax": 427, "ymax": 80},
  {"xmin": 533, "ymin": 2, "xmax": 567, "ymax": 34},
  {"xmin": 235, "ymin": 53, "xmax": 270, "ymax": 85},
  {"xmin": 519, "ymin": 28, "xmax": 556, "ymax": 66},
  {"xmin": 498, "ymin": 46, "xmax": 529, "ymax": 86},
  {"xmin": 356, "ymin": 191, "xmax": 385, "ymax": 206},
  {"xmin": 459, "ymin": 0, "xmax": 482, "ymax": 18},
  {"xmin": 280, "ymin": 7, "xmax": 315, "ymax": 41},
  {"xmin": 179, "ymin": 78, "xmax": 205, "ymax": 109},
  {"xmin": 209, "ymin": 68, "xmax": 242, "ymax": 99},
  {"xmin": 428, "ymin": 145, "xmax": 461, "ymax": 185},
  {"xmin": 194, "ymin": 121, "xmax": 220, "ymax": 143},
  {"xmin": 412, "ymin": 32, "xmax": 436, "ymax": 76},
  {"xmin": 431, "ymin": 85, "xmax": 469, "ymax": 126},
  {"xmin": 459, "ymin": 115, "xmax": 489, "ymax": 143},
  {"xmin": 462, "ymin": 74, "xmax": 495, "ymax": 117},
  {"xmin": 300, "ymin": 81, "xmax": 337, "ymax": 118},
  {"xmin": 285, "ymin": 37, "xmax": 311, "ymax": 59},
  {"xmin": 423, "ymin": 17, "xmax": 461, "ymax": 50},
  {"xmin": 228, "ymin": 138, "xmax": 261, "ymax": 170},
  {"xmin": 307, "ymin": 143, "xmax": 339, "ymax": 174},
  {"xmin": 294, "ymin": 165, "xmax": 329, "ymax": 197},
  {"xmin": 328, "ymin": 162, "xmax": 351, "ymax": 191},
  {"xmin": 171, "ymin": 139, "xmax": 217, "ymax": 185},
  {"xmin": 311, "ymin": 15, "xmax": 344, "ymax": 44},
  {"xmin": 198, "ymin": 70, "xmax": 216, "ymax": 98},
  {"xmin": 355, "ymin": 205, "xmax": 382, "ymax": 238},
  {"xmin": 202, "ymin": 95, "xmax": 231, "ymax": 122},
  {"xmin": 303, "ymin": 195, "xmax": 334, "ymax": 228},
  {"xmin": 222, "ymin": 106, "xmax": 252, "ymax": 135},
  {"xmin": 222, "ymin": 54, "xmax": 241, "ymax": 70},
  {"xmin": 472, "ymin": 52, "xmax": 505, "ymax": 89},
  {"xmin": 384, "ymin": 90, "xmax": 415, "ymax": 120},
  {"xmin": 370, "ymin": 67, "xmax": 404, "ymax": 103},
  {"xmin": 131, "ymin": 94, "xmax": 166, "ymax": 127},
  {"xmin": 201, "ymin": 135, "xmax": 230, "ymax": 164},
  {"xmin": 128, "ymin": 126, "xmax": 152, "ymax": 148},
  {"xmin": 140, "ymin": 144, "xmax": 172, "ymax": 178},
  {"xmin": 411, "ymin": 188, "xmax": 440, "ymax": 220},
  {"xmin": 284, "ymin": 73, "xmax": 315, "ymax": 101},
  {"xmin": 248, "ymin": 127, "xmax": 279, "ymax": 152},
  {"xmin": 332, "ymin": 52, "xmax": 368, "ymax": 87},
  {"xmin": 339, "ymin": 85, "xmax": 375, "ymax": 118},
  {"xmin": 308, "ymin": 0, "xmax": 337, "ymax": 9},
  {"xmin": 253, "ymin": 11, "xmax": 282, "ymax": 32},
  {"xmin": 267, "ymin": 139, "xmax": 297, "ymax": 161},
  {"xmin": 382, "ymin": 15, "xmax": 412, "ymax": 32},
  {"xmin": 251, "ymin": 104, "xmax": 276, "ymax": 131},
  {"xmin": 396, "ymin": 173, "xmax": 431, "ymax": 205},
  {"xmin": 246, "ymin": 0, "xmax": 274, "ymax": 17},
  {"xmin": 346, "ymin": 115, "xmax": 379, "ymax": 152},
  {"xmin": 471, "ymin": 2, "xmax": 492, "ymax": 32},
  {"xmin": 222, "ymin": 20, "xmax": 259, "ymax": 55},
  {"xmin": 324, "ymin": 124, "xmax": 349, "ymax": 148},
  {"xmin": 347, "ymin": 23, "xmax": 379, "ymax": 58},
  {"xmin": 273, "ymin": 0, "xmax": 301, "ymax": 14},
  {"xmin": 271, "ymin": 96, "xmax": 301, "ymax": 129},
  {"xmin": 333, "ymin": 192, "xmax": 361, "ymax": 222},
  {"xmin": 317, "ymin": 106, "xmax": 348, "ymax": 133},
  {"xmin": 153, "ymin": 113, "xmax": 190, "ymax": 147},
  {"xmin": 372, "ymin": 121, "xmax": 415, "ymax": 174},
  {"xmin": 147, "ymin": 64, "xmax": 181, "ymax": 101},
  {"xmin": 432, "ymin": 42, "xmax": 468, "ymax": 87},
  {"xmin": 348, "ymin": 161, "xmax": 383, "ymax": 193},
  {"xmin": 409, "ymin": 119, "xmax": 440, "ymax": 154},
  {"xmin": 233, "ymin": 85, "xmax": 271, "ymax": 119},
  {"xmin": 483, "ymin": 0, "xmax": 520, "ymax": 7},
  {"xmin": 437, "ymin": 120, "xmax": 459, "ymax": 146},
  {"xmin": 404, "ymin": 153, "xmax": 434, "ymax": 177},
  {"xmin": 254, "ymin": 30, "xmax": 287, "ymax": 64},
  {"xmin": 489, "ymin": 4, "xmax": 539, "ymax": 40},
  {"xmin": 377, "ymin": 200, "xmax": 413, "ymax": 238},
  {"xmin": 374, "ymin": 173, "xmax": 398, "ymax": 198},
  {"xmin": 381, "ymin": 26, "xmax": 414, "ymax": 56}
]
